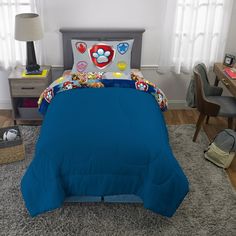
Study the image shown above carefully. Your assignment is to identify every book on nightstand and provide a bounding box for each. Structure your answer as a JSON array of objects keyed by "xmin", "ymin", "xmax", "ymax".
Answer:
[
  {"xmin": 224, "ymin": 67, "xmax": 236, "ymax": 79},
  {"xmin": 22, "ymin": 69, "xmax": 48, "ymax": 78}
]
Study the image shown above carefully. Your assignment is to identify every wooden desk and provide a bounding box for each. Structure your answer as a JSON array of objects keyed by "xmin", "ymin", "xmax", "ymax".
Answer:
[
  {"xmin": 213, "ymin": 63, "xmax": 236, "ymax": 182},
  {"xmin": 213, "ymin": 63, "xmax": 236, "ymax": 97}
]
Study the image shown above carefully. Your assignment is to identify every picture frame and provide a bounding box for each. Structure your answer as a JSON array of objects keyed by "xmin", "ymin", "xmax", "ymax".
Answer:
[{"xmin": 223, "ymin": 54, "xmax": 235, "ymax": 67}]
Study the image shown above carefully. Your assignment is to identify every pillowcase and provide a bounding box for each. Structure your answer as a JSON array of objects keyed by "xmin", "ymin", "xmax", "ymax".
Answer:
[{"xmin": 71, "ymin": 39, "xmax": 134, "ymax": 74}]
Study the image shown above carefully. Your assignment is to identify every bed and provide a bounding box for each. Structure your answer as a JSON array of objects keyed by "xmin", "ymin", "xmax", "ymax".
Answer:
[{"xmin": 21, "ymin": 29, "xmax": 189, "ymax": 217}]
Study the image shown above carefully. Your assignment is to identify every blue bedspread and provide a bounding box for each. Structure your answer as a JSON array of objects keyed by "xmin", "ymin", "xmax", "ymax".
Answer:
[{"xmin": 21, "ymin": 88, "xmax": 189, "ymax": 217}]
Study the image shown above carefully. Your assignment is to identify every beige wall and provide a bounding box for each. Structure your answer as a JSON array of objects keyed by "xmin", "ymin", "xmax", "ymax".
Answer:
[
  {"xmin": 41, "ymin": 0, "xmax": 165, "ymax": 66},
  {"xmin": 0, "ymin": 70, "xmax": 11, "ymax": 109},
  {"xmin": 225, "ymin": 1, "xmax": 236, "ymax": 54}
]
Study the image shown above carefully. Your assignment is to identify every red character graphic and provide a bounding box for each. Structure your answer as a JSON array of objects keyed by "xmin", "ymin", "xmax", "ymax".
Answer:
[
  {"xmin": 135, "ymin": 81, "xmax": 149, "ymax": 91},
  {"xmin": 63, "ymin": 81, "xmax": 73, "ymax": 90},
  {"xmin": 89, "ymin": 44, "xmax": 115, "ymax": 69},
  {"xmin": 43, "ymin": 88, "xmax": 54, "ymax": 103},
  {"xmin": 156, "ymin": 90, "xmax": 167, "ymax": 110},
  {"xmin": 76, "ymin": 42, "xmax": 87, "ymax": 54}
]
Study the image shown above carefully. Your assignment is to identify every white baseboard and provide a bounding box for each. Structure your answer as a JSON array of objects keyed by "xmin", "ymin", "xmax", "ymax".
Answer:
[
  {"xmin": 141, "ymin": 65, "xmax": 158, "ymax": 69},
  {"xmin": 0, "ymin": 100, "xmax": 12, "ymax": 110},
  {"xmin": 168, "ymin": 100, "xmax": 190, "ymax": 109}
]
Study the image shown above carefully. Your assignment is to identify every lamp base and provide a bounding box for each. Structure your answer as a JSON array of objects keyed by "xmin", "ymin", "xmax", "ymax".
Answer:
[{"xmin": 26, "ymin": 41, "xmax": 42, "ymax": 75}]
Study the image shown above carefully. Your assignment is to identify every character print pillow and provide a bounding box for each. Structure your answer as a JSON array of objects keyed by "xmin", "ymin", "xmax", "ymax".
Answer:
[{"xmin": 71, "ymin": 39, "xmax": 134, "ymax": 74}]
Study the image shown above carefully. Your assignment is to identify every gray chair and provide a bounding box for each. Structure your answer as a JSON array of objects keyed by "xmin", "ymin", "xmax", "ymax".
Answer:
[
  {"xmin": 195, "ymin": 63, "xmax": 223, "ymax": 124},
  {"xmin": 195, "ymin": 63, "xmax": 223, "ymax": 97},
  {"xmin": 186, "ymin": 63, "xmax": 223, "ymax": 111},
  {"xmin": 193, "ymin": 64, "xmax": 236, "ymax": 142}
]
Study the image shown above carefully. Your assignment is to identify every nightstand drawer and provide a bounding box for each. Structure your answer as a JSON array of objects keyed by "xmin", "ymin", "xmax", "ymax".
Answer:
[{"xmin": 11, "ymin": 80, "xmax": 47, "ymax": 97}]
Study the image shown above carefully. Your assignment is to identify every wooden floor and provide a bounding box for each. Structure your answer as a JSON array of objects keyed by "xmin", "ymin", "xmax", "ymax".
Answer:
[
  {"xmin": 164, "ymin": 110, "xmax": 236, "ymax": 189},
  {"xmin": 1, "ymin": 109, "xmax": 236, "ymax": 189}
]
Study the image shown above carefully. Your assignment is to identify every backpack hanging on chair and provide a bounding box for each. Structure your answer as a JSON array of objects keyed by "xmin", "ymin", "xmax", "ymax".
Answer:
[
  {"xmin": 204, "ymin": 129, "xmax": 236, "ymax": 168},
  {"xmin": 186, "ymin": 76, "xmax": 196, "ymax": 108}
]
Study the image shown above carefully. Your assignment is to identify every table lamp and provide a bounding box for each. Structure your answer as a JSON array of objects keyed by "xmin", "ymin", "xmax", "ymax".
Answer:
[{"xmin": 15, "ymin": 13, "xmax": 43, "ymax": 75}]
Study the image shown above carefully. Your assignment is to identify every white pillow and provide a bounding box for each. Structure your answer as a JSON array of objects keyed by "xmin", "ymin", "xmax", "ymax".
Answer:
[{"xmin": 71, "ymin": 39, "xmax": 134, "ymax": 74}]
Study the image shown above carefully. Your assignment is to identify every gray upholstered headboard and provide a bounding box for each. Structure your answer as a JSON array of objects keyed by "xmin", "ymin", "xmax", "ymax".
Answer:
[{"xmin": 59, "ymin": 28, "xmax": 145, "ymax": 70}]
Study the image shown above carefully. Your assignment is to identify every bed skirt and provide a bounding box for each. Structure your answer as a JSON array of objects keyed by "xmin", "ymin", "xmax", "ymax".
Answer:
[{"xmin": 65, "ymin": 195, "xmax": 143, "ymax": 203}]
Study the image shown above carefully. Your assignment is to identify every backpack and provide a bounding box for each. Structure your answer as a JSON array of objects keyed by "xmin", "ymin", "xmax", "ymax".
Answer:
[
  {"xmin": 204, "ymin": 129, "xmax": 236, "ymax": 168},
  {"xmin": 186, "ymin": 76, "xmax": 196, "ymax": 108}
]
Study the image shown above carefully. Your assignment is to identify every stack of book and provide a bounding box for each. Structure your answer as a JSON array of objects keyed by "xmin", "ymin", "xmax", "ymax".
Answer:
[
  {"xmin": 224, "ymin": 67, "xmax": 236, "ymax": 79},
  {"xmin": 22, "ymin": 69, "xmax": 48, "ymax": 78}
]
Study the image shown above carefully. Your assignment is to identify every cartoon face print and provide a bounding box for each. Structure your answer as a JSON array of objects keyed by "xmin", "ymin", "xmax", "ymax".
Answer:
[
  {"xmin": 72, "ymin": 73, "xmax": 88, "ymax": 84},
  {"xmin": 117, "ymin": 61, "xmax": 127, "ymax": 71},
  {"xmin": 43, "ymin": 88, "xmax": 54, "ymax": 103},
  {"xmin": 156, "ymin": 90, "xmax": 167, "ymax": 110},
  {"xmin": 72, "ymin": 73, "xmax": 82, "ymax": 81},
  {"xmin": 117, "ymin": 42, "xmax": 129, "ymax": 55},
  {"xmin": 75, "ymin": 42, "xmax": 87, "ymax": 54},
  {"xmin": 156, "ymin": 92, "xmax": 164, "ymax": 103},
  {"xmin": 135, "ymin": 81, "xmax": 149, "ymax": 92},
  {"xmin": 89, "ymin": 44, "xmax": 115, "ymax": 69},
  {"xmin": 77, "ymin": 61, "xmax": 88, "ymax": 72},
  {"xmin": 63, "ymin": 81, "xmax": 73, "ymax": 90},
  {"xmin": 78, "ymin": 76, "xmax": 88, "ymax": 84}
]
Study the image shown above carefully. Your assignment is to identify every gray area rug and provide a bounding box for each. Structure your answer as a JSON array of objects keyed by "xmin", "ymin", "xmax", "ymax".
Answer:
[{"xmin": 0, "ymin": 125, "xmax": 235, "ymax": 236}]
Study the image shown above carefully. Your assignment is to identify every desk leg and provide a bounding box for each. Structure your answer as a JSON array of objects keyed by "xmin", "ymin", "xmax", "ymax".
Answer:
[
  {"xmin": 214, "ymin": 76, "xmax": 219, "ymax": 86},
  {"xmin": 228, "ymin": 117, "xmax": 233, "ymax": 129}
]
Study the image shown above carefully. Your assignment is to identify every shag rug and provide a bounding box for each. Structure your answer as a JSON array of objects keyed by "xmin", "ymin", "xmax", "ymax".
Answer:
[{"xmin": 0, "ymin": 125, "xmax": 235, "ymax": 236}]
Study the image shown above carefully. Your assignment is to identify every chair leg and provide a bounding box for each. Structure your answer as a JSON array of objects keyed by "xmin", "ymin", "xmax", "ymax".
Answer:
[
  {"xmin": 228, "ymin": 117, "xmax": 233, "ymax": 129},
  {"xmin": 206, "ymin": 116, "xmax": 210, "ymax": 124},
  {"xmin": 193, "ymin": 113, "xmax": 206, "ymax": 142},
  {"xmin": 214, "ymin": 76, "xmax": 219, "ymax": 86}
]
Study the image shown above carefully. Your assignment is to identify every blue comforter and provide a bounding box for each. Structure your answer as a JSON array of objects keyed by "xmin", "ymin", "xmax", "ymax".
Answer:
[{"xmin": 21, "ymin": 87, "xmax": 189, "ymax": 217}]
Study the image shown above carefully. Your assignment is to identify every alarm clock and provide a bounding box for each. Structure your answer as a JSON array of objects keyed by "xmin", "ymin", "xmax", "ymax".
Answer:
[{"xmin": 223, "ymin": 54, "xmax": 235, "ymax": 67}]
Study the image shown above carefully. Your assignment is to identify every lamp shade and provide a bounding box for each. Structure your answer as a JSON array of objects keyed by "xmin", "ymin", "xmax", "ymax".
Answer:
[{"xmin": 15, "ymin": 13, "xmax": 43, "ymax": 41}]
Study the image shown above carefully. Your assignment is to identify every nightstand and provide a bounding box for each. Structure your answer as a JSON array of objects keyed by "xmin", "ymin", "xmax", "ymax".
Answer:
[{"xmin": 8, "ymin": 66, "xmax": 51, "ymax": 124}]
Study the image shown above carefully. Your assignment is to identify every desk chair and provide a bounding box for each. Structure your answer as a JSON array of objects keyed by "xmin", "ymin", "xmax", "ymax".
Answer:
[
  {"xmin": 195, "ymin": 63, "xmax": 223, "ymax": 124},
  {"xmin": 193, "ymin": 65, "xmax": 236, "ymax": 142},
  {"xmin": 196, "ymin": 63, "xmax": 223, "ymax": 97}
]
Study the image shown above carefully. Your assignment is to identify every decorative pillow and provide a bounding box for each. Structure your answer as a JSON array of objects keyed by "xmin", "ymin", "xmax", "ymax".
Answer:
[{"xmin": 71, "ymin": 39, "xmax": 134, "ymax": 74}]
